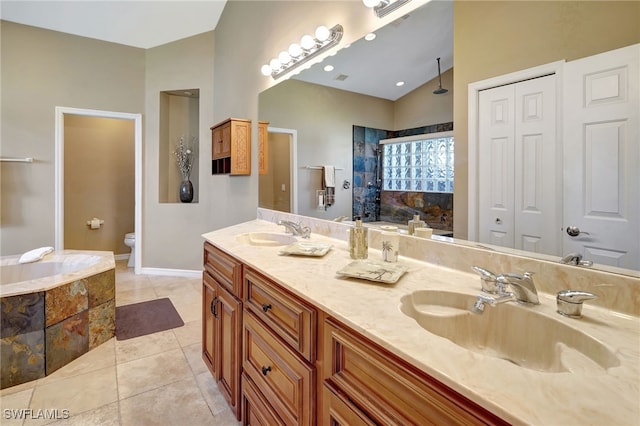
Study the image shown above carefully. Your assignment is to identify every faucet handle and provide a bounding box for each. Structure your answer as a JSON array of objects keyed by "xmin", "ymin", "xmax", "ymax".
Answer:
[
  {"xmin": 471, "ymin": 266, "xmax": 499, "ymax": 294},
  {"xmin": 557, "ymin": 290, "xmax": 597, "ymax": 318}
]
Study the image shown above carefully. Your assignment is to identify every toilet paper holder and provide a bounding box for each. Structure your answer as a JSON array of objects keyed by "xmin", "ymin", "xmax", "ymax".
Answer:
[{"xmin": 87, "ymin": 218, "xmax": 105, "ymax": 229}]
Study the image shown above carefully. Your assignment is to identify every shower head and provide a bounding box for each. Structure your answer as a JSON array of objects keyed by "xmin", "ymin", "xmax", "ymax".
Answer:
[{"xmin": 433, "ymin": 57, "xmax": 448, "ymax": 95}]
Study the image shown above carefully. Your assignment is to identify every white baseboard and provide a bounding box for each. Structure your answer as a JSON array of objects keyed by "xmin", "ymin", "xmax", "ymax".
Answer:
[
  {"xmin": 140, "ymin": 267, "xmax": 202, "ymax": 279},
  {"xmin": 114, "ymin": 253, "xmax": 130, "ymax": 261}
]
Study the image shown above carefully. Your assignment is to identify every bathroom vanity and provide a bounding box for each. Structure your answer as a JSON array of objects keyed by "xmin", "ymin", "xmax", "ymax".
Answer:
[{"xmin": 202, "ymin": 211, "xmax": 640, "ymax": 425}]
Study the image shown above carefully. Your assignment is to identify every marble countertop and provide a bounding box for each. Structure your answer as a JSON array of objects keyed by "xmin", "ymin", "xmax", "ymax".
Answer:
[{"xmin": 203, "ymin": 219, "xmax": 640, "ymax": 425}]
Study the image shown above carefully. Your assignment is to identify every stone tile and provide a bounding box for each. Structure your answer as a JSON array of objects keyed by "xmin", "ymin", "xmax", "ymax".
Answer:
[
  {"xmin": 88, "ymin": 300, "xmax": 115, "ymax": 349},
  {"xmin": 119, "ymin": 377, "xmax": 215, "ymax": 426},
  {"xmin": 168, "ymin": 294, "xmax": 201, "ymax": 324},
  {"xmin": 0, "ymin": 387, "xmax": 34, "ymax": 426},
  {"xmin": 1, "ymin": 331, "xmax": 45, "ymax": 389},
  {"xmin": 115, "ymin": 329, "xmax": 180, "ymax": 364},
  {"xmin": 116, "ymin": 348, "xmax": 192, "ymax": 399},
  {"xmin": 86, "ymin": 269, "xmax": 115, "ymax": 308},
  {"xmin": 45, "ymin": 311, "xmax": 88, "ymax": 375},
  {"xmin": 44, "ymin": 401, "xmax": 119, "ymax": 426},
  {"xmin": 1, "ymin": 292, "xmax": 45, "ymax": 338},
  {"xmin": 26, "ymin": 366, "xmax": 117, "ymax": 426},
  {"xmin": 39, "ymin": 338, "xmax": 115, "ymax": 385},
  {"xmin": 182, "ymin": 342, "xmax": 208, "ymax": 376},
  {"xmin": 195, "ymin": 371, "xmax": 229, "ymax": 417},
  {"xmin": 172, "ymin": 319, "xmax": 201, "ymax": 348},
  {"xmin": 45, "ymin": 280, "xmax": 88, "ymax": 327},
  {"xmin": 115, "ymin": 287, "xmax": 156, "ymax": 307}
]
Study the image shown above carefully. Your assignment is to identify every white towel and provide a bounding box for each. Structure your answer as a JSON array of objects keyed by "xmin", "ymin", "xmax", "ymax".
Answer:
[
  {"xmin": 18, "ymin": 246, "xmax": 54, "ymax": 264},
  {"xmin": 323, "ymin": 165, "xmax": 335, "ymax": 188}
]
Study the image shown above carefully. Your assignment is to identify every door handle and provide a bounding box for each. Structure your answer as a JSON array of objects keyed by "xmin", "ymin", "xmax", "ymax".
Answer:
[
  {"xmin": 210, "ymin": 297, "xmax": 219, "ymax": 318},
  {"xmin": 566, "ymin": 226, "xmax": 590, "ymax": 237}
]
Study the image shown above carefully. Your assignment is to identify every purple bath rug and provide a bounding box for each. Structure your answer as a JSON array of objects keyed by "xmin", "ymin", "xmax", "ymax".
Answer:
[{"xmin": 116, "ymin": 298, "xmax": 184, "ymax": 340}]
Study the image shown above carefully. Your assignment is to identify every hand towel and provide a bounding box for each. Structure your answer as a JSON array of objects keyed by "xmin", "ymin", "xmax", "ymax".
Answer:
[
  {"xmin": 323, "ymin": 166, "xmax": 335, "ymax": 206},
  {"xmin": 18, "ymin": 246, "xmax": 54, "ymax": 264}
]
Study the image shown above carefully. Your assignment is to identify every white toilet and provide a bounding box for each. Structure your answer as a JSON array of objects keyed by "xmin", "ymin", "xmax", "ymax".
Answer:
[{"xmin": 124, "ymin": 232, "xmax": 135, "ymax": 267}]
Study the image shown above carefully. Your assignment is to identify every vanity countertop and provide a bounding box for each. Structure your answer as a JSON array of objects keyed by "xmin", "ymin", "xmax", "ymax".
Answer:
[{"xmin": 202, "ymin": 219, "xmax": 640, "ymax": 425}]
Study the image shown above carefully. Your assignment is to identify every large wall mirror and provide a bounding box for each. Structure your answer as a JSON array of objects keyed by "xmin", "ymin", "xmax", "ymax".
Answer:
[{"xmin": 259, "ymin": 0, "xmax": 639, "ymax": 277}]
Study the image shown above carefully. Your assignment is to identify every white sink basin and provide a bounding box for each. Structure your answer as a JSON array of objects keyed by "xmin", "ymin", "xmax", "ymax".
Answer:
[
  {"xmin": 400, "ymin": 290, "xmax": 619, "ymax": 373},
  {"xmin": 236, "ymin": 232, "xmax": 297, "ymax": 247}
]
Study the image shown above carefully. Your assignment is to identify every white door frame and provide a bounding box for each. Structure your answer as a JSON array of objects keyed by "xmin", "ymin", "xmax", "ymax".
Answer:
[
  {"xmin": 55, "ymin": 107, "xmax": 143, "ymax": 274},
  {"xmin": 267, "ymin": 127, "xmax": 298, "ymax": 214},
  {"xmin": 467, "ymin": 60, "xmax": 564, "ymax": 241}
]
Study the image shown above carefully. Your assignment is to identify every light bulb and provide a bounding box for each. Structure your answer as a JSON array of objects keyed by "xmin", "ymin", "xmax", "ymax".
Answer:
[
  {"xmin": 301, "ymin": 34, "xmax": 315, "ymax": 50},
  {"xmin": 269, "ymin": 58, "xmax": 281, "ymax": 71},
  {"xmin": 362, "ymin": 0, "xmax": 380, "ymax": 7},
  {"xmin": 278, "ymin": 51, "xmax": 291, "ymax": 65},
  {"xmin": 315, "ymin": 25, "xmax": 330, "ymax": 42},
  {"xmin": 289, "ymin": 43, "xmax": 302, "ymax": 58},
  {"xmin": 261, "ymin": 64, "xmax": 272, "ymax": 76}
]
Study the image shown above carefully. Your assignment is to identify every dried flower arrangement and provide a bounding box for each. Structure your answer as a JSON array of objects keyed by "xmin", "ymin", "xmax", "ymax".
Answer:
[{"xmin": 173, "ymin": 136, "xmax": 196, "ymax": 181}]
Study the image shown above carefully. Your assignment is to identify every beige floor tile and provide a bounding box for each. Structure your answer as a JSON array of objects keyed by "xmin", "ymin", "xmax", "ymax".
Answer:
[
  {"xmin": 114, "ymin": 329, "xmax": 180, "ymax": 364},
  {"xmin": 116, "ymin": 348, "xmax": 192, "ymax": 400},
  {"xmin": 0, "ymin": 380, "xmax": 36, "ymax": 397},
  {"xmin": 119, "ymin": 377, "xmax": 215, "ymax": 426},
  {"xmin": 38, "ymin": 339, "xmax": 115, "ymax": 385},
  {"xmin": 115, "ymin": 287, "xmax": 157, "ymax": 306},
  {"xmin": 168, "ymin": 294, "xmax": 201, "ymax": 323},
  {"xmin": 27, "ymin": 366, "xmax": 118, "ymax": 425},
  {"xmin": 0, "ymin": 387, "xmax": 34, "ymax": 426},
  {"xmin": 172, "ymin": 319, "xmax": 201, "ymax": 348},
  {"xmin": 46, "ymin": 402, "xmax": 119, "ymax": 426},
  {"xmin": 182, "ymin": 342, "xmax": 209, "ymax": 376},
  {"xmin": 195, "ymin": 371, "xmax": 231, "ymax": 417}
]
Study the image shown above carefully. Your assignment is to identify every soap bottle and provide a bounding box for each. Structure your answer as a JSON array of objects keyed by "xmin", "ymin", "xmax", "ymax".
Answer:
[
  {"xmin": 408, "ymin": 214, "xmax": 426, "ymax": 235},
  {"xmin": 349, "ymin": 217, "xmax": 368, "ymax": 259}
]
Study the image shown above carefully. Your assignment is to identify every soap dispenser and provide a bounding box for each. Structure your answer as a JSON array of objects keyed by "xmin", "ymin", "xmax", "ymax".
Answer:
[
  {"xmin": 408, "ymin": 214, "xmax": 426, "ymax": 235},
  {"xmin": 349, "ymin": 217, "xmax": 368, "ymax": 259}
]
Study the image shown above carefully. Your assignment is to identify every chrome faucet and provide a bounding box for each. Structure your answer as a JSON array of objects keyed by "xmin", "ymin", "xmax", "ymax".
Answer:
[
  {"xmin": 277, "ymin": 220, "xmax": 311, "ymax": 239},
  {"xmin": 556, "ymin": 290, "xmax": 597, "ymax": 318},
  {"xmin": 471, "ymin": 270, "xmax": 539, "ymax": 314},
  {"xmin": 560, "ymin": 253, "xmax": 593, "ymax": 267}
]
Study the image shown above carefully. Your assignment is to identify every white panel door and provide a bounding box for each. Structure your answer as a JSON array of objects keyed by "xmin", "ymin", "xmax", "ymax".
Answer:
[
  {"xmin": 563, "ymin": 44, "xmax": 639, "ymax": 269},
  {"xmin": 478, "ymin": 75, "xmax": 560, "ymax": 254},
  {"xmin": 479, "ymin": 85, "xmax": 515, "ymax": 248}
]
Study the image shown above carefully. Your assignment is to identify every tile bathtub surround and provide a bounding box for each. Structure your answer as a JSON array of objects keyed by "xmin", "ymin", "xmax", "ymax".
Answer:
[{"xmin": 0, "ymin": 261, "xmax": 239, "ymax": 425}]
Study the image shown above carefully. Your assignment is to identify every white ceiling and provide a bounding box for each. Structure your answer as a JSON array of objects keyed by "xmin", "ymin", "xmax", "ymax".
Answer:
[
  {"xmin": 1, "ymin": 0, "xmax": 453, "ymax": 100},
  {"xmin": 0, "ymin": 0, "xmax": 227, "ymax": 49}
]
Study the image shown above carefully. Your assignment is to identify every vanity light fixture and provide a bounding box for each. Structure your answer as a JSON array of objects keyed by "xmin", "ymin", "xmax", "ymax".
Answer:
[
  {"xmin": 261, "ymin": 24, "xmax": 344, "ymax": 79},
  {"xmin": 362, "ymin": 0, "xmax": 412, "ymax": 18}
]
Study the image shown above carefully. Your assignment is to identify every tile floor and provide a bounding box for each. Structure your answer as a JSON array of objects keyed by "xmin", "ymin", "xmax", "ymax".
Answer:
[{"xmin": 0, "ymin": 261, "xmax": 240, "ymax": 426}]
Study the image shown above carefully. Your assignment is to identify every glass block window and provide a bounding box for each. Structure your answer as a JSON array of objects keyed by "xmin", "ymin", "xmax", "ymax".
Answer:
[{"xmin": 382, "ymin": 132, "xmax": 454, "ymax": 193}]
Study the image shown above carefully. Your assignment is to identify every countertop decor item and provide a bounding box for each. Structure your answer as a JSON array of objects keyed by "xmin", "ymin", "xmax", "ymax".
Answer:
[
  {"xmin": 279, "ymin": 241, "xmax": 332, "ymax": 257},
  {"xmin": 337, "ymin": 259, "xmax": 408, "ymax": 284}
]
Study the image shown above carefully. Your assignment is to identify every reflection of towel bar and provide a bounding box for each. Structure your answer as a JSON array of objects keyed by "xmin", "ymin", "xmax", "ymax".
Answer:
[
  {"xmin": 1, "ymin": 157, "xmax": 33, "ymax": 163},
  {"xmin": 303, "ymin": 166, "xmax": 344, "ymax": 170}
]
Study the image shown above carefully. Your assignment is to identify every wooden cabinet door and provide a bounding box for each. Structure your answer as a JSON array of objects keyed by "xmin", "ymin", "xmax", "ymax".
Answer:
[
  {"xmin": 322, "ymin": 383, "xmax": 375, "ymax": 426},
  {"xmin": 212, "ymin": 122, "xmax": 230, "ymax": 160},
  {"xmin": 217, "ymin": 283, "xmax": 243, "ymax": 420},
  {"xmin": 230, "ymin": 119, "xmax": 251, "ymax": 175},
  {"xmin": 258, "ymin": 121, "xmax": 269, "ymax": 175},
  {"xmin": 202, "ymin": 273, "xmax": 219, "ymax": 377}
]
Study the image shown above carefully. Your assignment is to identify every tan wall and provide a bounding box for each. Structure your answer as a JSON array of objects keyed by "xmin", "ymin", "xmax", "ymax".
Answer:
[
  {"xmin": 0, "ymin": 21, "xmax": 145, "ymax": 256},
  {"xmin": 259, "ymin": 132, "xmax": 291, "ymax": 212},
  {"xmin": 394, "ymin": 68, "xmax": 453, "ymax": 130},
  {"xmin": 453, "ymin": 1, "xmax": 640, "ymax": 239},
  {"xmin": 64, "ymin": 115, "xmax": 135, "ymax": 254}
]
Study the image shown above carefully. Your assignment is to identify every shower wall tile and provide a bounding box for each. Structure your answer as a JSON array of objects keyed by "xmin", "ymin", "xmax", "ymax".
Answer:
[
  {"xmin": 45, "ymin": 279, "xmax": 88, "ymax": 327},
  {"xmin": 0, "ymin": 330, "xmax": 46, "ymax": 388},
  {"xmin": 46, "ymin": 310, "xmax": 89, "ymax": 374},
  {"xmin": 86, "ymin": 269, "xmax": 115, "ymax": 307},
  {"xmin": 379, "ymin": 191, "xmax": 453, "ymax": 231},
  {"xmin": 1, "ymin": 292, "xmax": 44, "ymax": 338},
  {"xmin": 89, "ymin": 299, "xmax": 116, "ymax": 349}
]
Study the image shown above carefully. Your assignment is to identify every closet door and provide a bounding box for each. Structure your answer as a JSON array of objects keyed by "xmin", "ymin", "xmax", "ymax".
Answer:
[
  {"xmin": 563, "ymin": 44, "xmax": 639, "ymax": 269},
  {"xmin": 478, "ymin": 74, "xmax": 560, "ymax": 254}
]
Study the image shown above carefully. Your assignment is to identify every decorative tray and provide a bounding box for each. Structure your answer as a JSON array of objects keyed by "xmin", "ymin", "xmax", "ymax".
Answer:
[
  {"xmin": 336, "ymin": 260, "xmax": 408, "ymax": 284},
  {"xmin": 279, "ymin": 241, "xmax": 332, "ymax": 257}
]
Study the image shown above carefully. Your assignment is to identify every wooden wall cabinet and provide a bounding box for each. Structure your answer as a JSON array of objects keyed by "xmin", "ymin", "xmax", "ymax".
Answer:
[
  {"xmin": 202, "ymin": 242, "xmax": 243, "ymax": 420},
  {"xmin": 258, "ymin": 121, "xmax": 269, "ymax": 175},
  {"xmin": 211, "ymin": 118, "xmax": 251, "ymax": 175}
]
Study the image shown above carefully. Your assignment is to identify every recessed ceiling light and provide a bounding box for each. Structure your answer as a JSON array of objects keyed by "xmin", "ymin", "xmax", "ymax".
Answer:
[
  {"xmin": 396, "ymin": 81, "xmax": 405, "ymax": 87},
  {"xmin": 364, "ymin": 33, "xmax": 376, "ymax": 41},
  {"xmin": 324, "ymin": 65, "xmax": 334, "ymax": 72}
]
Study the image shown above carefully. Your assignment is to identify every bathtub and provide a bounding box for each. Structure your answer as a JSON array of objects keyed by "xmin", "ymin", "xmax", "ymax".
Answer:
[{"xmin": 0, "ymin": 250, "xmax": 116, "ymax": 389}]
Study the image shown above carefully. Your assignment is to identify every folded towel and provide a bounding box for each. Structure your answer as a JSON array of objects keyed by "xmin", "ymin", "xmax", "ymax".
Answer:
[
  {"xmin": 322, "ymin": 166, "xmax": 336, "ymax": 206},
  {"xmin": 19, "ymin": 246, "xmax": 54, "ymax": 264}
]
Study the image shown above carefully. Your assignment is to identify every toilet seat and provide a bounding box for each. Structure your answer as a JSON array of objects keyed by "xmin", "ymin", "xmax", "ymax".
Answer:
[{"xmin": 125, "ymin": 232, "xmax": 135, "ymax": 240}]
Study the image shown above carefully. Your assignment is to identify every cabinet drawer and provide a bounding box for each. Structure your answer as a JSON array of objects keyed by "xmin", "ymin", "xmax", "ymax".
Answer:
[
  {"xmin": 204, "ymin": 242, "xmax": 242, "ymax": 297},
  {"xmin": 322, "ymin": 382, "xmax": 375, "ymax": 426},
  {"xmin": 244, "ymin": 267, "xmax": 316, "ymax": 362},
  {"xmin": 323, "ymin": 318, "xmax": 508, "ymax": 426},
  {"xmin": 241, "ymin": 374, "xmax": 284, "ymax": 426},
  {"xmin": 243, "ymin": 312, "xmax": 315, "ymax": 426}
]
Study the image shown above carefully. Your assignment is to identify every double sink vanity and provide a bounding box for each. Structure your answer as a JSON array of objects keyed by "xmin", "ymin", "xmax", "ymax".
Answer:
[{"xmin": 201, "ymin": 209, "xmax": 640, "ymax": 425}]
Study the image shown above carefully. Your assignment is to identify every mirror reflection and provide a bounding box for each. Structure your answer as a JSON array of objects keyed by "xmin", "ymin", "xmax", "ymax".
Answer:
[{"xmin": 258, "ymin": 1, "xmax": 639, "ymax": 276}]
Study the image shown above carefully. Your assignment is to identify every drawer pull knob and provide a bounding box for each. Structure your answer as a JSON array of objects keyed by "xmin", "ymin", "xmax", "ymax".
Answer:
[
  {"xmin": 262, "ymin": 303, "xmax": 272, "ymax": 313},
  {"xmin": 261, "ymin": 366, "xmax": 272, "ymax": 376}
]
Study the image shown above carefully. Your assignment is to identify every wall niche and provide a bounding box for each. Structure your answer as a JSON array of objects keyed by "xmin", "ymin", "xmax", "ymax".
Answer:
[{"xmin": 159, "ymin": 89, "xmax": 200, "ymax": 203}]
